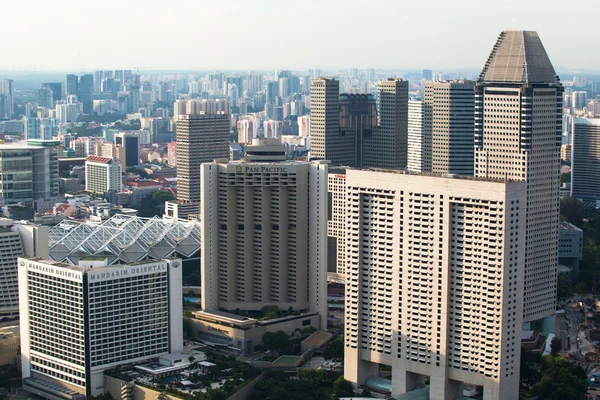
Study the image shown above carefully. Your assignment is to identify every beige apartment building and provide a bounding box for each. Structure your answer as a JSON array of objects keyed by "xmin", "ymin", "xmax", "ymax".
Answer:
[
  {"xmin": 200, "ymin": 140, "xmax": 329, "ymax": 329},
  {"xmin": 474, "ymin": 31, "xmax": 563, "ymax": 322},
  {"xmin": 167, "ymin": 113, "xmax": 230, "ymax": 220},
  {"xmin": 343, "ymin": 169, "xmax": 526, "ymax": 400}
]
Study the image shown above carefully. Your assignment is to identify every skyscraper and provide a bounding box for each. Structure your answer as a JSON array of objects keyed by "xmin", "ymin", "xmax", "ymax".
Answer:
[
  {"xmin": 424, "ymin": 80, "xmax": 475, "ymax": 175},
  {"xmin": 65, "ymin": 74, "xmax": 78, "ymax": 96},
  {"xmin": 423, "ymin": 69, "xmax": 433, "ymax": 81},
  {"xmin": 310, "ymin": 78, "xmax": 354, "ymax": 166},
  {"xmin": 200, "ymin": 139, "xmax": 328, "ymax": 328},
  {"xmin": 362, "ymin": 78, "xmax": 409, "ymax": 169},
  {"xmin": 339, "ymin": 93, "xmax": 377, "ymax": 168},
  {"xmin": 78, "ymin": 74, "xmax": 94, "ymax": 115},
  {"xmin": 407, "ymin": 100, "xmax": 432, "ymax": 172},
  {"xmin": 41, "ymin": 83, "xmax": 62, "ymax": 104},
  {"xmin": 474, "ymin": 31, "xmax": 563, "ymax": 322},
  {"xmin": 0, "ymin": 79, "xmax": 14, "ymax": 120},
  {"xmin": 114, "ymin": 132, "xmax": 140, "ymax": 167},
  {"xmin": 175, "ymin": 113, "xmax": 230, "ymax": 204},
  {"xmin": 343, "ymin": 169, "xmax": 526, "ymax": 399},
  {"xmin": 571, "ymin": 118, "xmax": 600, "ymax": 201}
]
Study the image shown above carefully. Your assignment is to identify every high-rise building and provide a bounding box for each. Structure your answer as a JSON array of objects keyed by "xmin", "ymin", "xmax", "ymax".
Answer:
[
  {"xmin": 175, "ymin": 113, "xmax": 230, "ymax": 204},
  {"xmin": 78, "ymin": 74, "xmax": 94, "ymax": 115},
  {"xmin": 423, "ymin": 69, "xmax": 433, "ymax": 81},
  {"xmin": 571, "ymin": 118, "xmax": 600, "ymax": 201},
  {"xmin": 362, "ymin": 78, "xmax": 409, "ymax": 169},
  {"xmin": 37, "ymin": 88, "xmax": 53, "ymax": 108},
  {"xmin": 424, "ymin": 80, "xmax": 475, "ymax": 175},
  {"xmin": 0, "ymin": 219, "xmax": 48, "ymax": 321},
  {"xmin": 85, "ymin": 156, "xmax": 123, "ymax": 195},
  {"xmin": 200, "ymin": 139, "xmax": 328, "ymax": 328},
  {"xmin": 474, "ymin": 30, "xmax": 563, "ymax": 322},
  {"xmin": 19, "ymin": 257, "xmax": 183, "ymax": 398},
  {"xmin": 41, "ymin": 83, "xmax": 62, "ymax": 104},
  {"xmin": 0, "ymin": 142, "xmax": 59, "ymax": 208},
  {"xmin": 343, "ymin": 169, "xmax": 526, "ymax": 399},
  {"xmin": 310, "ymin": 78, "xmax": 354, "ymax": 166},
  {"xmin": 65, "ymin": 74, "xmax": 78, "ymax": 96},
  {"xmin": 407, "ymin": 100, "xmax": 433, "ymax": 172},
  {"xmin": 560, "ymin": 143, "xmax": 572, "ymax": 163},
  {"xmin": 114, "ymin": 132, "xmax": 140, "ymax": 167},
  {"xmin": 0, "ymin": 79, "xmax": 14, "ymax": 120},
  {"xmin": 571, "ymin": 91, "xmax": 587, "ymax": 109},
  {"xmin": 94, "ymin": 141, "xmax": 126, "ymax": 167},
  {"xmin": 338, "ymin": 94, "xmax": 377, "ymax": 168}
]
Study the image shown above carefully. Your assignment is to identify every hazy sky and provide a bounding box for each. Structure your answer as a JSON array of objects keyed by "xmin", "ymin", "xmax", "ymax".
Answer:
[{"xmin": 1, "ymin": 0, "xmax": 596, "ymax": 71}]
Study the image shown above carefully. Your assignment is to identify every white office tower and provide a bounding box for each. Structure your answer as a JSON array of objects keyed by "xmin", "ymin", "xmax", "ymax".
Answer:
[
  {"xmin": 200, "ymin": 139, "xmax": 328, "ymax": 328},
  {"xmin": 475, "ymin": 31, "xmax": 563, "ymax": 322},
  {"xmin": 19, "ymin": 257, "xmax": 183, "ymax": 398},
  {"xmin": 0, "ymin": 219, "xmax": 48, "ymax": 321},
  {"xmin": 343, "ymin": 169, "xmax": 526, "ymax": 400},
  {"xmin": 407, "ymin": 100, "xmax": 432, "ymax": 172}
]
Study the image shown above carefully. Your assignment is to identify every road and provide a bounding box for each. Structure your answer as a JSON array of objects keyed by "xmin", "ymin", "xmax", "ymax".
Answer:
[{"xmin": 561, "ymin": 302, "xmax": 589, "ymax": 371}]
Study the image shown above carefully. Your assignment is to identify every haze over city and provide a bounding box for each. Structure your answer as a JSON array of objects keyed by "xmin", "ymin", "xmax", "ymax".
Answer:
[{"xmin": 1, "ymin": 0, "xmax": 598, "ymax": 71}]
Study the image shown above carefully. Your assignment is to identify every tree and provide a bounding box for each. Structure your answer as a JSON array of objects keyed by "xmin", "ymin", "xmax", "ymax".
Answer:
[
  {"xmin": 550, "ymin": 337, "xmax": 562, "ymax": 356},
  {"xmin": 560, "ymin": 197, "xmax": 584, "ymax": 226},
  {"xmin": 205, "ymin": 390, "xmax": 228, "ymax": 400},
  {"xmin": 332, "ymin": 376, "xmax": 353, "ymax": 399},
  {"xmin": 323, "ymin": 337, "xmax": 344, "ymax": 360},
  {"xmin": 557, "ymin": 276, "xmax": 574, "ymax": 302},
  {"xmin": 534, "ymin": 356, "xmax": 587, "ymax": 400},
  {"xmin": 262, "ymin": 330, "xmax": 290, "ymax": 354},
  {"xmin": 520, "ymin": 347, "xmax": 542, "ymax": 388},
  {"xmin": 574, "ymin": 282, "xmax": 587, "ymax": 301},
  {"xmin": 561, "ymin": 172, "xmax": 571, "ymax": 184},
  {"xmin": 267, "ymin": 388, "xmax": 292, "ymax": 400}
]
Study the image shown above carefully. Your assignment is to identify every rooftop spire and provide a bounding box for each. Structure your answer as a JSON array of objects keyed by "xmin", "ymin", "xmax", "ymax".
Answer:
[{"xmin": 478, "ymin": 31, "xmax": 560, "ymax": 84}]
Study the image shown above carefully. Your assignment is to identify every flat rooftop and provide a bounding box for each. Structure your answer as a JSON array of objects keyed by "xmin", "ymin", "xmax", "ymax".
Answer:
[{"xmin": 560, "ymin": 221, "xmax": 582, "ymax": 231}]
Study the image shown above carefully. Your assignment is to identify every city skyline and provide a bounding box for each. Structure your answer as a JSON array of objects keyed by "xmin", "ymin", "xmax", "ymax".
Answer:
[{"xmin": 1, "ymin": 0, "xmax": 598, "ymax": 71}]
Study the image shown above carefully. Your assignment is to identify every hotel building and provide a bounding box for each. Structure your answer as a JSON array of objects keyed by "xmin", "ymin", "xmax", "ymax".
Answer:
[
  {"xmin": 19, "ymin": 258, "xmax": 183, "ymax": 399},
  {"xmin": 474, "ymin": 31, "xmax": 563, "ymax": 322},
  {"xmin": 200, "ymin": 139, "xmax": 328, "ymax": 328},
  {"xmin": 343, "ymin": 169, "xmax": 526, "ymax": 399}
]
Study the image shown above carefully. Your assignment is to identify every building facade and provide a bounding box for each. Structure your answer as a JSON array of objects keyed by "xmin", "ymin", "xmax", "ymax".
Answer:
[
  {"xmin": 85, "ymin": 156, "xmax": 123, "ymax": 195},
  {"xmin": 407, "ymin": 100, "xmax": 433, "ymax": 173},
  {"xmin": 200, "ymin": 140, "xmax": 328, "ymax": 328},
  {"xmin": 0, "ymin": 219, "xmax": 48, "ymax": 321},
  {"xmin": 571, "ymin": 118, "xmax": 600, "ymax": 202},
  {"xmin": 0, "ymin": 142, "xmax": 59, "ymax": 209},
  {"xmin": 114, "ymin": 132, "xmax": 140, "ymax": 168},
  {"xmin": 339, "ymin": 94, "xmax": 377, "ymax": 168},
  {"xmin": 175, "ymin": 113, "xmax": 230, "ymax": 204},
  {"xmin": 424, "ymin": 80, "xmax": 475, "ymax": 176},
  {"xmin": 362, "ymin": 78, "xmax": 409, "ymax": 169},
  {"xmin": 310, "ymin": 78, "xmax": 354, "ymax": 166},
  {"xmin": 474, "ymin": 30, "xmax": 563, "ymax": 322},
  {"xmin": 19, "ymin": 258, "xmax": 183, "ymax": 398},
  {"xmin": 343, "ymin": 169, "xmax": 526, "ymax": 400}
]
